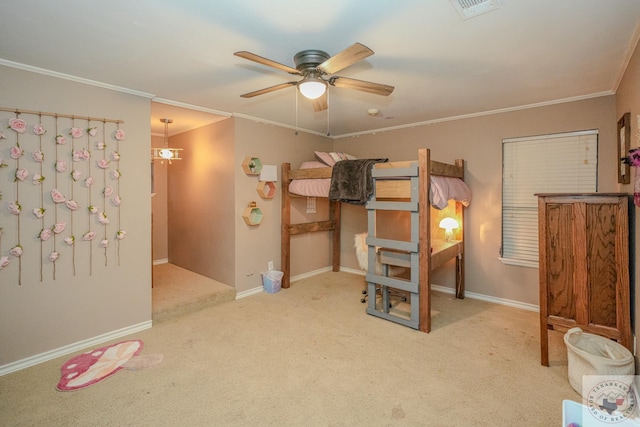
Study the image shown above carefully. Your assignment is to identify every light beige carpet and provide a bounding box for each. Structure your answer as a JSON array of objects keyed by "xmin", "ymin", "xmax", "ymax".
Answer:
[
  {"xmin": 0, "ymin": 271, "xmax": 578, "ymax": 426},
  {"xmin": 152, "ymin": 263, "xmax": 236, "ymax": 324}
]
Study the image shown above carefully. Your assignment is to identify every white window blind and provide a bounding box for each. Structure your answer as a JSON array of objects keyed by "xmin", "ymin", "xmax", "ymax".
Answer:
[{"xmin": 501, "ymin": 130, "xmax": 598, "ymax": 267}]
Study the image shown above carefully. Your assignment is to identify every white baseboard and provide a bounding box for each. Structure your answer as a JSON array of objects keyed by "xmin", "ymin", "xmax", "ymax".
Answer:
[
  {"xmin": 153, "ymin": 258, "xmax": 168, "ymax": 265},
  {"xmin": 0, "ymin": 321, "xmax": 153, "ymax": 376}
]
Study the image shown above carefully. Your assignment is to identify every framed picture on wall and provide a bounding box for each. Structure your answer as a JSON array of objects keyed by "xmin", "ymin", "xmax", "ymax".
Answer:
[{"xmin": 618, "ymin": 112, "xmax": 631, "ymax": 184}]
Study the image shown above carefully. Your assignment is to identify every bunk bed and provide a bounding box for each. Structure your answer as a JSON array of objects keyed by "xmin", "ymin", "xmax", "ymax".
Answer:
[{"xmin": 281, "ymin": 148, "xmax": 469, "ymax": 333}]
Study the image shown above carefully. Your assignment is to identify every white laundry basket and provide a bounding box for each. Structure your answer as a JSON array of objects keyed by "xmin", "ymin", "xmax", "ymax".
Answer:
[{"xmin": 564, "ymin": 327, "xmax": 635, "ymax": 395}]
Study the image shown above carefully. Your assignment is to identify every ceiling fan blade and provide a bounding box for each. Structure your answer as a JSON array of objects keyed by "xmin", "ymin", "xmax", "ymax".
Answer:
[
  {"xmin": 240, "ymin": 82, "xmax": 297, "ymax": 98},
  {"xmin": 311, "ymin": 94, "xmax": 328, "ymax": 112},
  {"xmin": 329, "ymin": 77, "xmax": 394, "ymax": 96},
  {"xmin": 317, "ymin": 43, "xmax": 374, "ymax": 75},
  {"xmin": 234, "ymin": 51, "xmax": 300, "ymax": 75}
]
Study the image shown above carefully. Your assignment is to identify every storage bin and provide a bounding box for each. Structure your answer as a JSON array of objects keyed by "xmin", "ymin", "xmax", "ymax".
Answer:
[
  {"xmin": 262, "ymin": 270, "xmax": 283, "ymax": 294},
  {"xmin": 564, "ymin": 327, "xmax": 635, "ymax": 396}
]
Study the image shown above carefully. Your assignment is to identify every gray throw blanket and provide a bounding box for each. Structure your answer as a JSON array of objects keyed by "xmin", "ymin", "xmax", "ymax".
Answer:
[{"xmin": 329, "ymin": 159, "xmax": 388, "ymax": 205}]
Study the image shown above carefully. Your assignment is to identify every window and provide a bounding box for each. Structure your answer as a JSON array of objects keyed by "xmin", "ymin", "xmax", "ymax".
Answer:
[{"xmin": 501, "ymin": 130, "xmax": 598, "ymax": 268}]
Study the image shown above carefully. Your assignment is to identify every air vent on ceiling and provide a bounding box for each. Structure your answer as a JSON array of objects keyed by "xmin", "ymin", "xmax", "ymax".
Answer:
[{"xmin": 450, "ymin": 0, "xmax": 500, "ymax": 20}]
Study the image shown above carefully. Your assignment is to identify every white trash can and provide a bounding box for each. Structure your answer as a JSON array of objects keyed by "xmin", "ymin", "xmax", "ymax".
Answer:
[
  {"xmin": 564, "ymin": 327, "xmax": 635, "ymax": 396},
  {"xmin": 261, "ymin": 270, "xmax": 283, "ymax": 294}
]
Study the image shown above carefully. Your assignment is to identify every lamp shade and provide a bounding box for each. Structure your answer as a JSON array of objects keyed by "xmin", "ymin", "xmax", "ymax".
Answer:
[
  {"xmin": 298, "ymin": 78, "xmax": 327, "ymax": 99},
  {"xmin": 439, "ymin": 217, "xmax": 459, "ymax": 231}
]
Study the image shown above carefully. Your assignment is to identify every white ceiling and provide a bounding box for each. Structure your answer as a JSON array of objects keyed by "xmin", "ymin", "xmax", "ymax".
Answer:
[{"xmin": 1, "ymin": 1, "xmax": 639, "ymax": 137}]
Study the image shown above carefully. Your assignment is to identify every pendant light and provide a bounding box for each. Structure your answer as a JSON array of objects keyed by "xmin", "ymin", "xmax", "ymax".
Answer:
[{"xmin": 151, "ymin": 118, "xmax": 183, "ymax": 163}]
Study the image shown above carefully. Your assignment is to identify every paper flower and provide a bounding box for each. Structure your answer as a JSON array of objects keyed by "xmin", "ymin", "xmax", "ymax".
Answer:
[
  {"xmin": 69, "ymin": 127, "xmax": 83, "ymax": 139},
  {"xmin": 82, "ymin": 231, "xmax": 97, "ymax": 241},
  {"xmin": 96, "ymin": 141, "xmax": 106, "ymax": 150},
  {"xmin": 48, "ymin": 252, "xmax": 59, "ymax": 262},
  {"xmin": 53, "ymin": 221, "xmax": 66, "ymax": 234},
  {"xmin": 33, "ymin": 208, "xmax": 46, "ymax": 218},
  {"xmin": 32, "ymin": 174, "xmax": 45, "ymax": 185},
  {"xmin": 8, "ymin": 201, "xmax": 21, "ymax": 215},
  {"xmin": 64, "ymin": 236, "xmax": 75, "ymax": 246},
  {"xmin": 0, "ymin": 256, "xmax": 9, "ymax": 269},
  {"xmin": 56, "ymin": 160, "xmax": 67, "ymax": 173},
  {"xmin": 65, "ymin": 200, "xmax": 79, "ymax": 211},
  {"xmin": 73, "ymin": 149, "xmax": 90, "ymax": 162},
  {"xmin": 0, "ymin": 157, "xmax": 7, "ymax": 168},
  {"xmin": 39, "ymin": 228, "xmax": 52, "ymax": 241},
  {"xmin": 71, "ymin": 169, "xmax": 82, "ymax": 181},
  {"xmin": 85, "ymin": 176, "xmax": 94, "ymax": 187},
  {"xmin": 103, "ymin": 186, "xmax": 114, "ymax": 197},
  {"xmin": 97, "ymin": 158, "xmax": 110, "ymax": 169},
  {"xmin": 0, "ymin": 132, "xmax": 5, "ymax": 139},
  {"xmin": 88, "ymin": 205, "xmax": 98, "ymax": 214},
  {"xmin": 110, "ymin": 169, "xmax": 121, "ymax": 180},
  {"xmin": 111, "ymin": 195, "xmax": 121, "ymax": 207},
  {"xmin": 87, "ymin": 127, "xmax": 98, "ymax": 137},
  {"xmin": 8, "ymin": 118, "xmax": 27, "ymax": 133},
  {"xmin": 33, "ymin": 124, "xmax": 46, "ymax": 135},
  {"xmin": 97, "ymin": 212, "xmax": 109, "ymax": 224},
  {"xmin": 116, "ymin": 230, "xmax": 127, "ymax": 240},
  {"xmin": 32, "ymin": 150, "xmax": 44, "ymax": 163},
  {"xmin": 114, "ymin": 129, "xmax": 126, "ymax": 141},
  {"xmin": 111, "ymin": 151, "xmax": 120, "ymax": 161},
  {"xmin": 15, "ymin": 168, "xmax": 29, "ymax": 181},
  {"xmin": 10, "ymin": 245, "xmax": 23, "ymax": 257},
  {"xmin": 99, "ymin": 239, "xmax": 109, "ymax": 248},
  {"xmin": 56, "ymin": 135, "xmax": 67, "ymax": 145},
  {"xmin": 10, "ymin": 146, "xmax": 23, "ymax": 160},
  {"xmin": 51, "ymin": 189, "xmax": 66, "ymax": 203}
]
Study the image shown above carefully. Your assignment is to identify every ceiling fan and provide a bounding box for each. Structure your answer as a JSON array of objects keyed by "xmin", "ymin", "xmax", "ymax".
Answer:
[{"xmin": 234, "ymin": 43, "xmax": 394, "ymax": 112}]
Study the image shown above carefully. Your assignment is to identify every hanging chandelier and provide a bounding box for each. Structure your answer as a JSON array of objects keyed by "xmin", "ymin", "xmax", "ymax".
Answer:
[{"xmin": 151, "ymin": 118, "xmax": 183, "ymax": 163}]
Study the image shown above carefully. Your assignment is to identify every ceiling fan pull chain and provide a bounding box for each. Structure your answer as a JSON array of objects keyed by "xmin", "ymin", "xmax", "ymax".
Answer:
[{"xmin": 326, "ymin": 89, "xmax": 330, "ymax": 137}]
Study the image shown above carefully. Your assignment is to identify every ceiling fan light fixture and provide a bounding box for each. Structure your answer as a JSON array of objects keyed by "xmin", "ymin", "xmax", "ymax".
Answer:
[{"xmin": 298, "ymin": 77, "xmax": 327, "ymax": 99}]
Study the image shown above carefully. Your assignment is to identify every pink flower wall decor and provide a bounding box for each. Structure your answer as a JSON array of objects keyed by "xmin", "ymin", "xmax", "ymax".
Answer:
[
  {"xmin": 114, "ymin": 129, "xmax": 126, "ymax": 141},
  {"xmin": 32, "ymin": 174, "xmax": 45, "ymax": 185},
  {"xmin": 69, "ymin": 127, "xmax": 83, "ymax": 139},
  {"xmin": 116, "ymin": 230, "xmax": 127, "ymax": 240},
  {"xmin": 33, "ymin": 124, "xmax": 46, "ymax": 135},
  {"xmin": 82, "ymin": 231, "xmax": 97, "ymax": 241},
  {"xmin": 111, "ymin": 151, "xmax": 120, "ymax": 161},
  {"xmin": 10, "ymin": 245, "xmax": 23, "ymax": 257},
  {"xmin": 87, "ymin": 127, "xmax": 98, "ymax": 137},
  {"xmin": 110, "ymin": 170, "xmax": 121, "ymax": 179},
  {"xmin": 32, "ymin": 150, "xmax": 44, "ymax": 163},
  {"xmin": 56, "ymin": 160, "xmax": 67, "ymax": 173},
  {"xmin": 8, "ymin": 118, "xmax": 27, "ymax": 133},
  {"xmin": 71, "ymin": 170, "xmax": 82, "ymax": 181},
  {"xmin": 8, "ymin": 201, "xmax": 21, "ymax": 215},
  {"xmin": 51, "ymin": 189, "xmax": 66, "ymax": 203},
  {"xmin": 64, "ymin": 236, "xmax": 75, "ymax": 246},
  {"xmin": 0, "ymin": 256, "xmax": 9, "ymax": 269},
  {"xmin": 97, "ymin": 158, "xmax": 110, "ymax": 169},
  {"xmin": 88, "ymin": 205, "xmax": 98, "ymax": 214},
  {"xmin": 73, "ymin": 149, "xmax": 90, "ymax": 162},
  {"xmin": 84, "ymin": 176, "xmax": 94, "ymax": 187},
  {"xmin": 65, "ymin": 200, "xmax": 79, "ymax": 211},
  {"xmin": 53, "ymin": 222, "xmax": 66, "ymax": 234},
  {"xmin": 103, "ymin": 187, "xmax": 113, "ymax": 197},
  {"xmin": 56, "ymin": 135, "xmax": 67, "ymax": 145},
  {"xmin": 33, "ymin": 208, "xmax": 46, "ymax": 218},
  {"xmin": 15, "ymin": 168, "xmax": 29, "ymax": 181},
  {"xmin": 48, "ymin": 252, "xmax": 59, "ymax": 262},
  {"xmin": 111, "ymin": 195, "xmax": 121, "ymax": 207},
  {"xmin": 96, "ymin": 141, "xmax": 106, "ymax": 150},
  {"xmin": 0, "ymin": 131, "xmax": 6, "ymax": 139},
  {"xmin": 39, "ymin": 228, "xmax": 52, "ymax": 241},
  {"xmin": 10, "ymin": 146, "xmax": 23, "ymax": 160},
  {"xmin": 99, "ymin": 239, "xmax": 109, "ymax": 248},
  {"xmin": 97, "ymin": 212, "xmax": 109, "ymax": 224}
]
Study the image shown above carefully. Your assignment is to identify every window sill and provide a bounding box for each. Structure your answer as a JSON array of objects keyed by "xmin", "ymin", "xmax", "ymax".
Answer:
[{"xmin": 498, "ymin": 257, "xmax": 538, "ymax": 269}]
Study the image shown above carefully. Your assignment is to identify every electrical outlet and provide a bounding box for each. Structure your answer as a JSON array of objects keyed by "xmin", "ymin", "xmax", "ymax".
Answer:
[{"xmin": 268, "ymin": 261, "xmax": 273, "ymax": 270}]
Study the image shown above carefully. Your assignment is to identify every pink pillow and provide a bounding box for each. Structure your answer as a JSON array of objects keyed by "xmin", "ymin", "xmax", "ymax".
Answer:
[{"xmin": 314, "ymin": 151, "xmax": 357, "ymax": 166}]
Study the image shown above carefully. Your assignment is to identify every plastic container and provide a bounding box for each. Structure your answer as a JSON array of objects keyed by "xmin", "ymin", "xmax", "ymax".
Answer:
[
  {"xmin": 564, "ymin": 327, "xmax": 635, "ymax": 396},
  {"xmin": 262, "ymin": 270, "xmax": 283, "ymax": 294}
]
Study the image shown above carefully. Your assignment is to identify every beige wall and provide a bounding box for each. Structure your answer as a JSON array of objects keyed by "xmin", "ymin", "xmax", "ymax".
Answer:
[
  {"xmin": 615, "ymin": 38, "xmax": 640, "ymax": 366},
  {"xmin": 167, "ymin": 118, "xmax": 236, "ymax": 286},
  {"xmin": 334, "ymin": 96, "xmax": 618, "ymax": 306},
  {"xmin": 151, "ymin": 135, "xmax": 168, "ymax": 261},
  {"xmin": 0, "ymin": 66, "xmax": 152, "ymax": 366}
]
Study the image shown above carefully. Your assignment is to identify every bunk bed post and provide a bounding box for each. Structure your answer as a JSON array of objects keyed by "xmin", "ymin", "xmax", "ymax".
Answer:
[
  {"xmin": 418, "ymin": 149, "xmax": 431, "ymax": 333},
  {"xmin": 454, "ymin": 158, "xmax": 465, "ymax": 299},
  {"xmin": 330, "ymin": 201, "xmax": 341, "ymax": 272},
  {"xmin": 281, "ymin": 163, "xmax": 292, "ymax": 289}
]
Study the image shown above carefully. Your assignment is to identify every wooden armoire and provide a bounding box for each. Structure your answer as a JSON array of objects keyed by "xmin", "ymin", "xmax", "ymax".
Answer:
[{"xmin": 537, "ymin": 193, "xmax": 633, "ymax": 366}]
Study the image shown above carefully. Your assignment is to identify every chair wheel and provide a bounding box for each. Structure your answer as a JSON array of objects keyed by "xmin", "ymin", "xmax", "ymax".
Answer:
[
  {"xmin": 361, "ymin": 289, "xmax": 367, "ymax": 295},
  {"xmin": 360, "ymin": 298, "xmax": 366, "ymax": 303}
]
